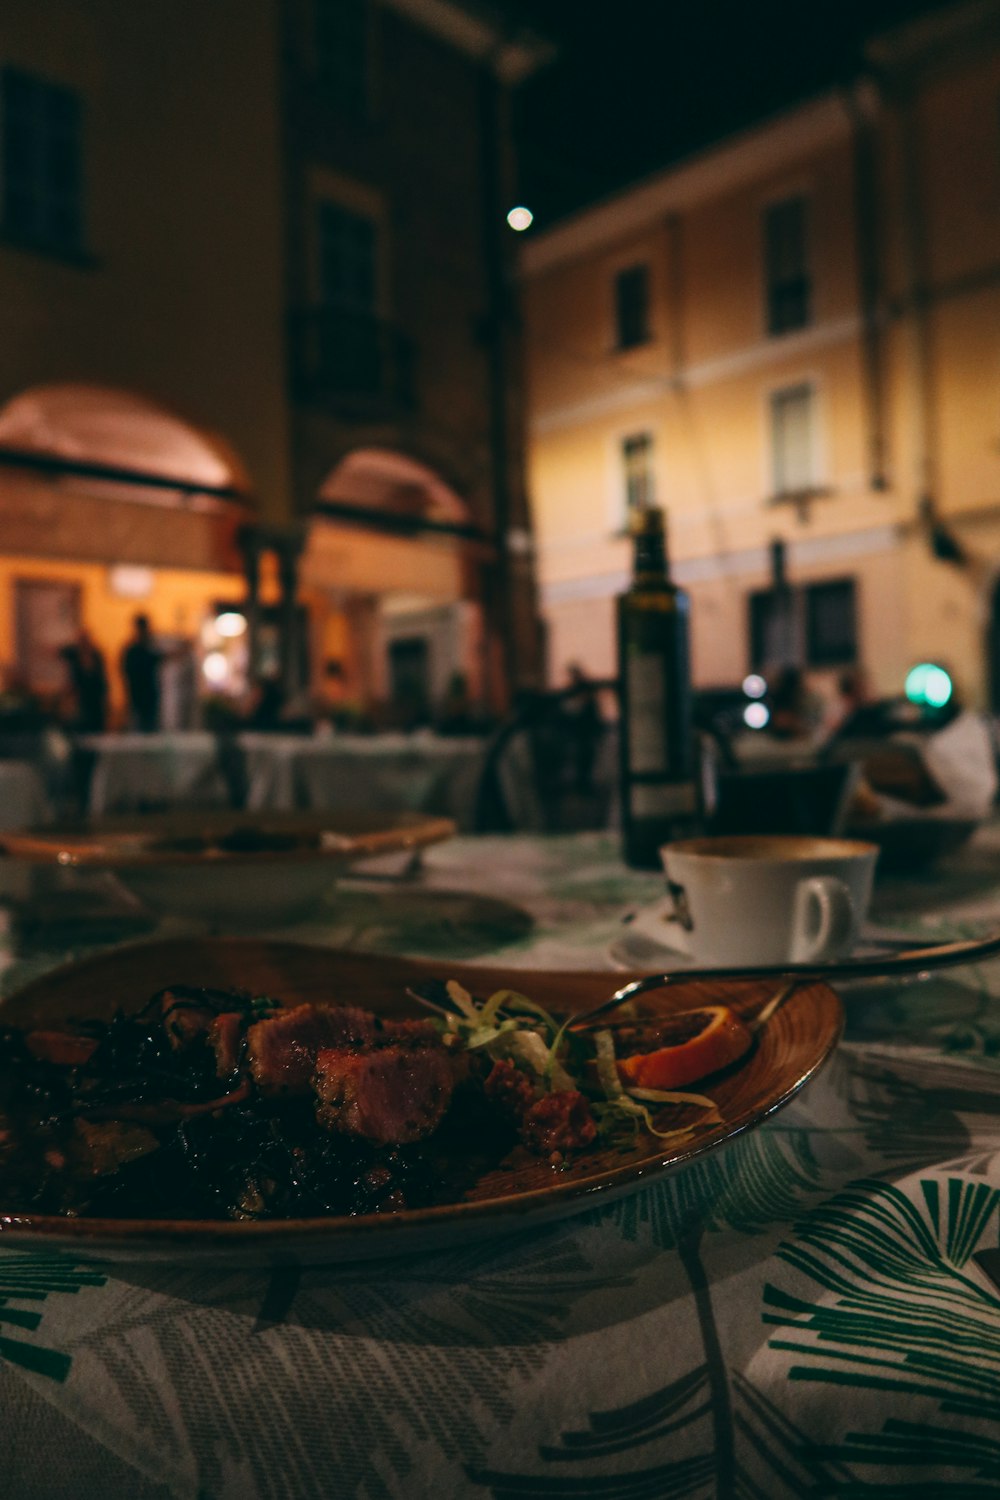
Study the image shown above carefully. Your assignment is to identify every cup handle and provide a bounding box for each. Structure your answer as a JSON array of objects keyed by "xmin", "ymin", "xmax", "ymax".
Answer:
[{"xmin": 791, "ymin": 876, "xmax": 854, "ymax": 962}]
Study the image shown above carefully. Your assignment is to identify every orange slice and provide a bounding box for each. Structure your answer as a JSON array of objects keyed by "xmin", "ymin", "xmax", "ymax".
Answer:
[{"xmin": 616, "ymin": 1005, "xmax": 752, "ymax": 1090}]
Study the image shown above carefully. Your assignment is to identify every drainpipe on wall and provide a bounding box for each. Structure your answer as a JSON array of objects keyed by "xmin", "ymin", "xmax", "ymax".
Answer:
[
  {"xmin": 843, "ymin": 80, "xmax": 889, "ymax": 493},
  {"xmin": 893, "ymin": 71, "xmax": 941, "ymax": 520},
  {"xmin": 665, "ymin": 212, "xmax": 686, "ymax": 382},
  {"xmin": 477, "ymin": 62, "xmax": 542, "ymax": 707}
]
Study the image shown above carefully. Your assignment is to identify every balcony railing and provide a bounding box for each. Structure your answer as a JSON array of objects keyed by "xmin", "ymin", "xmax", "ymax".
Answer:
[{"xmin": 289, "ymin": 308, "xmax": 416, "ymax": 414}]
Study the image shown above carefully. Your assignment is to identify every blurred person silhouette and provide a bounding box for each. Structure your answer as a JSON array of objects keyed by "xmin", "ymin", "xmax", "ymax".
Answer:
[
  {"xmin": 120, "ymin": 614, "xmax": 164, "ymax": 732},
  {"xmin": 246, "ymin": 675, "xmax": 285, "ymax": 730},
  {"xmin": 0, "ymin": 665, "xmax": 42, "ymax": 727},
  {"xmin": 768, "ymin": 664, "xmax": 823, "ymax": 742},
  {"xmin": 60, "ymin": 628, "xmax": 108, "ymax": 733},
  {"xmin": 820, "ymin": 665, "xmax": 872, "ymax": 741},
  {"xmin": 437, "ymin": 672, "xmax": 479, "ymax": 736}
]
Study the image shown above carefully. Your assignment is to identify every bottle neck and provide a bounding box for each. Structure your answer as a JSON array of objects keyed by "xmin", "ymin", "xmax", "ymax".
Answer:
[{"xmin": 632, "ymin": 524, "xmax": 669, "ymax": 586}]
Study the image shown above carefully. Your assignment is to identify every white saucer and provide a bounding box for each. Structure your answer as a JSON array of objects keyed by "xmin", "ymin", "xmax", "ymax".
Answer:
[
  {"xmin": 609, "ymin": 898, "xmax": 929, "ymax": 972},
  {"xmin": 609, "ymin": 898, "xmax": 696, "ymax": 971}
]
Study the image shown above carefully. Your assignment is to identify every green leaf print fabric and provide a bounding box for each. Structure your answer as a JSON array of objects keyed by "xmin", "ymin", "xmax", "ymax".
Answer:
[{"xmin": 1, "ymin": 830, "xmax": 999, "ymax": 1498}]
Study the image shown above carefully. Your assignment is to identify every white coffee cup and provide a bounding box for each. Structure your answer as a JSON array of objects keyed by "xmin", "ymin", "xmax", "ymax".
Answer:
[{"xmin": 659, "ymin": 834, "xmax": 879, "ymax": 966}]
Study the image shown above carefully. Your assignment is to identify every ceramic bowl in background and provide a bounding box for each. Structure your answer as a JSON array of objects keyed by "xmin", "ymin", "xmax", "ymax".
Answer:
[{"xmin": 0, "ymin": 810, "xmax": 455, "ymax": 925}]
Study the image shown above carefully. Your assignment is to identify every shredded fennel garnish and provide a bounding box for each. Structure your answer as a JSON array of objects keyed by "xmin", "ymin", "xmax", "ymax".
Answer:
[
  {"xmin": 593, "ymin": 1028, "xmax": 721, "ymax": 1141},
  {"xmin": 415, "ymin": 983, "xmax": 726, "ymax": 1140},
  {"xmin": 625, "ymin": 1085, "xmax": 722, "ymax": 1124},
  {"xmin": 429, "ymin": 985, "xmax": 575, "ymax": 1090}
]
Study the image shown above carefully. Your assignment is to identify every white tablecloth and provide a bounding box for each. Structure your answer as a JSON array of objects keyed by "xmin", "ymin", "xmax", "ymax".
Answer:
[
  {"xmin": 240, "ymin": 731, "xmax": 487, "ymax": 829},
  {"xmin": 80, "ymin": 733, "xmax": 231, "ymax": 817}
]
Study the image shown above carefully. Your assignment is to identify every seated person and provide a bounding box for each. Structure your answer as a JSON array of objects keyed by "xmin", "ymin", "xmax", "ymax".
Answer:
[{"xmin": 840, "ymin": 692, "xmax": 998, "ymax": 824}]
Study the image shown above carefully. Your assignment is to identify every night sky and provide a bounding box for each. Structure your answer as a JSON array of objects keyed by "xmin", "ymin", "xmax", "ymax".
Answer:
[{"xmin": 514, "ymin": 0, "xmax": 947, "ymax": 225}]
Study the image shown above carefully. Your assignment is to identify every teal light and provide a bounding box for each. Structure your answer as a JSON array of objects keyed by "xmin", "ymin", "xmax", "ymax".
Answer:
[{"xmin": 905, "ymin": 662, "xmax": 953, "ymax": 708}]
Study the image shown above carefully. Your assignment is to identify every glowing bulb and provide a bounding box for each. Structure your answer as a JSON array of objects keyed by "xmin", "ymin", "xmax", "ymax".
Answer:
[
  {"xmin": 742, "ymin": 673, "xmax": 767, "ymax": 700},
  {"xmin": 215, "ymin": 611, "xmax": 247, "ymax": 638},
  {"xmin": 506, "ymin": 205, "xmax": 533, "ymax": 232},
  {"xmin": 203, "ymin": 651, "xmax": 229, "ymax": 686},
  {"xmin": 743, "ymin": 702, "xmax": 770, "ymax": 730},
  {"xmin": 905, "ymin": 662, "xmax": 952, "ymax": 708},
  {"xmin": 923, "ymin": 665, "xmax": 953, "ymax": 707}
]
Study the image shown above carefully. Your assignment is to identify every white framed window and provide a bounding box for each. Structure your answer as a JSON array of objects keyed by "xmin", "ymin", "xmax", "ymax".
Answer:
[
  {"xmin": 621, "ymin": 431, "xmax": 655, "ymax": 520},
  {"xmin": 770, "ymin": 383, "xmax": 817, "ymax": 497},
  {"xmin": 763, "ymin": 195, "xmax": 810, "ymax": 336},
  {"xmin": 0, "ymin": 68, "xmax": 83, "ymax": 256}
]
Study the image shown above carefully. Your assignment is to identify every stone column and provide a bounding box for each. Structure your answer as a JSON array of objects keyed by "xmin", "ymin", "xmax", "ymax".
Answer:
[
  {"xmin": 277, "ymin": 534, "xmax": 305, "ymax": 704},
  {"xmin": 238, "ymin": 526, "xmax": 263, "ymax": 686}
]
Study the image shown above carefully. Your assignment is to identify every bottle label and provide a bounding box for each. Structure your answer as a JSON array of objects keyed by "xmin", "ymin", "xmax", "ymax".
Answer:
[
  {"xmin": 627, "ymin": 653, "xmax": 669, "ymax": 773},
  {"xmin": 630, "ymin": 782, "xmax": 698, "ymax": 817}
]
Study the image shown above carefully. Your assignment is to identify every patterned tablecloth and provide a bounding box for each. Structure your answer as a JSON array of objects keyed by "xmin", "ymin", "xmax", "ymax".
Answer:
[{"xmin": 2, "ymin": 827, "xmax": 1000, "ymax": 1498}]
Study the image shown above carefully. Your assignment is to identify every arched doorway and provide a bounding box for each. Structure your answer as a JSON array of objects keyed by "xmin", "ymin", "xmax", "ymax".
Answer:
[
  {"xmin": 302, "ymin": 448, "xmax": 491, "ymax": 726},
  {"xmin": 0, "ymin": 382, "xmax": 250, "ymax": 497},
  {"xmin": 0, "ymin": 383, "xmax": 253, "ymax": 719},
  {"xmin": 317, "ymin": 448, "xmax": 471, "ymax": 526}
]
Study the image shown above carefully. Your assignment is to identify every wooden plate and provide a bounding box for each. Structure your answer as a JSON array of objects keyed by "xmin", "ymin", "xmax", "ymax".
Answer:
[{"xmin": 0, "ymin": 940, "xmax": 842, "ymax": 1263}]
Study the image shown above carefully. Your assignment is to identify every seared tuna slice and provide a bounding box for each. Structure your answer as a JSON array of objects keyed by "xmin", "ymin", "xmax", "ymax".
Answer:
[
  {"xmin": 314, "ymin": 1044, "xmax": 454, "ymax": 1144},
  {"xmin": 247, "ymin": 1004, "xmax": 376, "ymax": 1094},
  {"xmin": 377, "ymin": 1017, "xmax": 439, "ymax": 1045}
]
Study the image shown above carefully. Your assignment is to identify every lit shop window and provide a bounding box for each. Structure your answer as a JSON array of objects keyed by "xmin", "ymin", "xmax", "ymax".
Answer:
[{"xmin": 200, "ymin": 609, "xmax": 249, "ymax": 697}]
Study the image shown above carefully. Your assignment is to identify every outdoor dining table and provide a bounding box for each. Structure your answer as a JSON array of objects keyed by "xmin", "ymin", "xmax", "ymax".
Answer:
[
  {"xmin": 0, "ymin": 759, "xmax": 52, "ymax": 832},
  {"xmin": 2, "ymin": 824, "xmax": 1000, "ymax": 1497},
  {"xmin": 80, "ymin": 733, "xmax": 232, "ymax": 818},
  {"xmin": 0, "ymin": 758, "xmax": 54, "ymax": 903},
  {"xmin": 239, "ymin": 729, "xmax": 489, "ymax": 830}
]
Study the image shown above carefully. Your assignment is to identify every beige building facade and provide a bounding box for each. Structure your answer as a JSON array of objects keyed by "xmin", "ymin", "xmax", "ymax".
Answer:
[{"xmin": 521, "ymin": 2, "xmax": 1000, "ymax": 712}]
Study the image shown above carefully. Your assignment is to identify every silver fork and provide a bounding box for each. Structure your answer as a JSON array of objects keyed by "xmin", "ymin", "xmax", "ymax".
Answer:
[
  {"xmin": 570, "ymin": 929, "xmax": 1000, "ymax": 1030},
  {"xmin": 409, "ymin": 929, "xmax": 1000, "ymax": 1034}
]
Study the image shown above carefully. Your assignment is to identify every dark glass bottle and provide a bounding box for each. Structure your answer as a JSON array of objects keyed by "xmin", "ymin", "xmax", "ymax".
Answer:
[{"xmin": 617, "ymin": 505, "xmax": 697, "ymax": 868}]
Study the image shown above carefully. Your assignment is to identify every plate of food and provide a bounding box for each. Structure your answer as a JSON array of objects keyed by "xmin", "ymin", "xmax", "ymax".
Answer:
[
  {"xmin": 0, "ymin": 939, "xmax": 842, "ymax": 1263},
  {"xmin": 0, "ymin": 810, "xmax": 455, "ymax": 923}
]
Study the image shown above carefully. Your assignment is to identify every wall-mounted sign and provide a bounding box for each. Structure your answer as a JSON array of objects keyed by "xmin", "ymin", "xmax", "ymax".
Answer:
[{"xmin": 108, "ymin": 564, "xmax": 154, "ymax": 600}]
